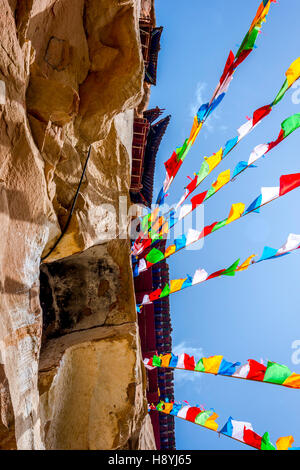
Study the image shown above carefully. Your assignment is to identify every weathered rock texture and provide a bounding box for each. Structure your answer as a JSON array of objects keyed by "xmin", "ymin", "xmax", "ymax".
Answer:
[
  {"xmin": 39, "ymin": 323, "xmax": 147, "ymax": 450},
  {"xmin": 0, "ymin": 0, "xmax": 156, "ymax": 449}
]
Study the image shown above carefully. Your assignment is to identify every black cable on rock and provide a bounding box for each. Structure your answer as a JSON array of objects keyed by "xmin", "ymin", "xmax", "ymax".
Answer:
[{"xmin": 41, "ymin": 145, "xmax": 92, "ymax": 263}]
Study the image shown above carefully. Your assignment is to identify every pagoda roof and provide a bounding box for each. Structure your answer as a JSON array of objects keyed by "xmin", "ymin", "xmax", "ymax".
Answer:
[
  {"xmin": 131, "ymin": 114, "xmax": 171, "ymax": 207},
  {"xmin": 145, "ymin": 26, "xmax": 163, "ymax": 86},
  {"xmin": 144, "ymin": 106, "xmax": 165, "ymax": 124}
]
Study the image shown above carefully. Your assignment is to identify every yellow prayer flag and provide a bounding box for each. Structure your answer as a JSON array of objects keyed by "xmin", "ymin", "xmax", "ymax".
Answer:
[
  {"xmin": 149, "ymin": 207, "xmax": 159, "ymax": 224},
  {"xmin": 188, "ymin": 116, "xmax": 200, "ymax": 144},
  {"xmin": 163, "ymin": 402, "xmax": 174, "ymax": 415},
  {"xmin": 204, "ymin": 148, "xmax": 223, "ymax": 173},
  {"xmin": 170, "ymin": 278, "xmax": 187, "ymax": 293},
  {"xmin": 276, "ymin": 436, "xmax": 294, "ymax": 451},
  {"xmin": 161, "ymin": 354, "xmax": 172, "ymax": 368},
  {"xmin": 204, "ymin": 412, "xmax": 219, "ymax": 431},
  {"xmin": 250, "ymin": 1, "xmax": 271, "ymax": 31},
  {"xmin": 250, "ymin": 4, "xmax": 264, "ymax": 30},
  {"xmin": 212, "ymin": 169, "xmax": 231, "ymax": 192},
  {"xmin": 283, "ymin": 372, "xmax": 300, "ymax": 389},
  {"xmin": 237, "ymin": 254, "xmax": 256, "ymax": 272},
  {"xmin": 189, "ymin": 120, "xmax": 203, "ymax": 146},
  {"xmin": 259, "ymin": 2, "xmax": 271, "ymax": 24},
  {"xmin": 226, "ymin": 202, "xmax": 245, "ymax": 224},
  {"xmin": 152, "ymin": 216, "xmax": 164, "ymax": 233},
  {"xmin": 165, "ymin": 244, "xmax": 176, "ymax": 258},
  {"xmin": 202, "ymin": 355, "xmax": 223, "ymax": 374},
  {"xmin": 286, "ymin": 57, "xmax": 300, "ymax": 87},
  {"xmin": 160, "ymin": 221, "xmax": 169, "ymax": 236}
]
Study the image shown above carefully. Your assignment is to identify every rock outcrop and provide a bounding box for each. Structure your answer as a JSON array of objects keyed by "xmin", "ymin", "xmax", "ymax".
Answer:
[{"xmin": 0, "ymin": 0, "xmax": 156, "ymax": 449}]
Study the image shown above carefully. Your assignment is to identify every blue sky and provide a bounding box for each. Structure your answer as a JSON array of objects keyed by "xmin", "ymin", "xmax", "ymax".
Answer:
[{"xmin": 149, "ymin": 0, "xmax": 300, "ymax": 450}]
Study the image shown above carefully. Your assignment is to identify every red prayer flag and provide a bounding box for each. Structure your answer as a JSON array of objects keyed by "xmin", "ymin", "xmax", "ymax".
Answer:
[
  {"xmin": 140, "ymin": 238, "xmax": 152, "ymax": 252},
  {"xmin": 200, "ymin": 222, "xmax": 219, "ymax": 238},
  {"xmin": 186, "ymin": 407, "xmax": 202, "ymax": 423},
  {"xmin": 220, "ymin": 50, "xmax": 235, "ymax": 85},
  {"xmin": 186, "ymin": 176, "xmax": 198, "ymax": 195},
  {"xmin": 267, "ymin": 128, "xmax": 284, "ymax": 152},
  {"xmin": 184, "ymin": 354, "xmax": 196, "ymax": 371},
  {"xmin": 246, "ymin": 359, "xmax": 267, "ymax": 381},
  {"xmin": 243, "ymin": 428, "xmax": 262, "ymax": 450},
  {"xmin": 233, "ymin": 49, "xmax": 252, "ymax": 69},
  {"xmin": 207, "ymin": 269, "xmax": 226, "ymax": 280},
  {"xmin": 191, "ymin": 191, "xmax": 208, "ymax": 210},
  {"xmin": 279, "ymin": 173, "xmax": 300, "ymax": 196},
  {"xmin": 252, "ymin": 105, "xmax": 272, "ymax": 126},
  {"xmin": 149, "ymin": 289, "xmax": 162, "ymax": 302},
  {"xmin": 148, "ymin": 357, "xmax": 154, "ymax": 367},
  {"xmin": 165, "ymin": 151, "xmax": 182, "ymax": 178}
]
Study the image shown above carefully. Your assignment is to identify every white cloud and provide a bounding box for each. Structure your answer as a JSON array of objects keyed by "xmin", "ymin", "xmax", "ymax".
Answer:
[
  {"xmin": 189, "ymin": 81, "xmax": 224, "ymax": 135},
  {"xmin": 190, "ymin": 81, "xmax": 207, "ymax": 118},
  {"xmin": 173, "ymin": 341, "xmax": 204, "ymax": 358},
  {"xmin": 173, "ymin": 342, "xmax": 204, "ymax": 385}
]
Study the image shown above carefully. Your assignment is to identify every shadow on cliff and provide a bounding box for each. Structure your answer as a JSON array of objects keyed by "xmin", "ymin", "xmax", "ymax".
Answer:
[
  {"xmin": 0, "ymin": 188, "xmax": 44, "ymax": 224},
  {"xmin": 0, "ymin": 277, "xmax": 30, "ymax": 295}
]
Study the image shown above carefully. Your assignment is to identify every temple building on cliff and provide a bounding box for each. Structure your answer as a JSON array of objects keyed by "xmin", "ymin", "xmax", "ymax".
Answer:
[
  {"xmin": 130, "ymin": 108, "xmax": 171, "ymax": 206},
  {"xmin": 131, "ymin": 5, "xmax": 176, "ymax": 450},
  {"xmin": 135, "ymin": 244, "xmax": 175, "ymax": 450}
]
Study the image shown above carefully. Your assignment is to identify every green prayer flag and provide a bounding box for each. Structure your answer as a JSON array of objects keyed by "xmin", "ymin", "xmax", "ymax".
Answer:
[
  {"xmin": 281, "ymin": 113, "xmax": 300, "ymax": 138},
  {"xmin": 196, "ymin": 161, "xmax": 210, "ymax": 185},
  {"xmin": 204, "ymin": 187, "xmax": 216, "ymax": 201},
  {"xmin": 211, "ymin": 219, "xmax": 227, "ymax": 232},
  {"xmin": 141, "ymin": 214, "xmax": 151, "ymax": 232},
  {"xmin": 195, "ymin": 410, "xmax": 211, "ymax": 426},
  {"xmin": 243, "ymin": 26, "xmax": 259, "ymax": 51},
  {"xmin": 176, "ymin": 139, "xmax": 189, "ymax": 161},
  {"xmin": 236, "ymin": 31, "xmax": 249, "ymax": 58},
  {"xmin": 222, "ymin": 259, "xmax": 240, "ymax": 276},
  {"xmin": 146, "ymin": 247, "xmax": 164, "ymax": 264},
  {"xmin": 156, "ymin": 401, "xmax": 165, "ymax": 412},
  {"xmin": 148, "ymin": 231, "xmax": 161, "ymax": 241},
  {"xmin": 152, "ymin": 355, "xmax": 162, "ymax": 367},
  {"xmin": 160, "ymin": 283, "xmax": 171, "ymax": 298},
  {"xmin": 181, "ymin": 142, "xmax": 192, "ymax": 163},
  {"xmin": 263, "ymin": 361, "xmax": 292, "ymax": 385},
  {"xmin": 272, "ymin": 79, "xmax": 289, "ymax": 106},
  {"xmin": 261, "ymin": 432, "xmax": 276, "ymax": 451},
  {"xmin": 195, "ymin": 359, "xmax": 205, "ymax": 372},
  {"xmin": 236, "ymin": 24, "xmax": 259, "ymax": 57}
]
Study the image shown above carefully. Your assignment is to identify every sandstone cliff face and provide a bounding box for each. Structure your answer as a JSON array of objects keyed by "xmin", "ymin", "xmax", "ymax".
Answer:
[{"xmin": 0, "ymin": 0, "xmax": 156, "ymax": 449}]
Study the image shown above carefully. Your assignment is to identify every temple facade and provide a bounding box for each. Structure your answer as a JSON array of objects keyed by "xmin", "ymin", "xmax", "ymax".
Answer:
[
  {"xmin": 131, "ymin": 4, "xmax": 175, "ymax": 448},
  {"xmin": 135, "ymin": 242, "xmax": 175, "ymax": 450},
  {"xmin": 130, "ymin": 108, "xmax": 171, "ymax": 206}
]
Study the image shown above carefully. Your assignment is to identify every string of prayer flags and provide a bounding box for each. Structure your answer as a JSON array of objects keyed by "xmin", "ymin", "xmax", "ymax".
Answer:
[
  {"xmin": 133, "ymin": 174, "xmax": 300, "ymax": 275},
  {"xmin": 144, "ymin": 353, "xmax": 300, "ymax": 389},
  {"xmin": 133, "ymin": 112, "xmax": 300, "ymax": 258},
  {"xmin": 137, "ymin": 233, "xmax": 300, "ymax": 304},
  {"xmin": 174, "ymin": 59, "xmax": 300, "ymax": 210},
  {"xmin": 132, "ymin": 80, "xmax": 300, "ymax": 257},
  {"xmin": 155, "ymin": 0, "xmax": 275, "ymax": 206},
  {"xmin": 170, "ymin": 112, "xmax": 300, "ymax": 227},
  {"xmin": 234, "ymin": 113, "xmax": 300, "ymax": 175},
  {"xmin": 132, "ymin": 52, "xmax": 300, "ymax": 254},
  {"xmin": 151, "ymin": 400, "xmax": 298, "ymax": 450},
  {"xmin": 221, "ymin": 418, "xmax": 273, "ymax": 450}
]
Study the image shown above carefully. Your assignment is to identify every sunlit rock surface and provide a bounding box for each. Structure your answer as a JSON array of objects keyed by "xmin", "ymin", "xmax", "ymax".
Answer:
[{"xmin": 0, "ymin": 0, "xmax": 156, "ymax": 449}]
